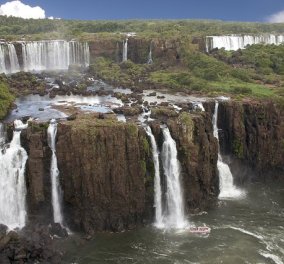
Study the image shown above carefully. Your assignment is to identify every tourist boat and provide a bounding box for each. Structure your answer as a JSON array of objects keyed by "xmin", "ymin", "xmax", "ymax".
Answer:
[{"xmin": 189, "ymin": 226, "xmax": 211, "ymax": 235}]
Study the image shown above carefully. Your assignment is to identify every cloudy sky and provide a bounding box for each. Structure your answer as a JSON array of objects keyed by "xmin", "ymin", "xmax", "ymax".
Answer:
[{"xmin": 0, "ymin": 0, "xmax": 283, "ymax": 22}]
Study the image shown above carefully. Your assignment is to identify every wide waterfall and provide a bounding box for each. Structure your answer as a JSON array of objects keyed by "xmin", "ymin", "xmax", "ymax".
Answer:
[
  {"xmin": 161, "ymin": 127, "xmax": 187, "ymax": 229},
  {"xmin": 206, "ymin": 34, "xmax": 284, "ymax": 51},
  {"xmin": 0, "ymin": 120, "xmax": 28, "ymax": 230},
  {"xmin": 22, "ymin": 40, "xmax": 90, "ymax": 71},
  {"xmin": 213, "ymin": 102, "xmax": 244, "ymax": 199},
  {"xmin": 0, "ymin": 43, "xmax": 20, "ymax": 74},
  {"xmin": 122, "ymin": 38, "xmax": 128, "ymax": 62},
  {"xmin": 145, "ymin": 126, "xmax": 163, "ymax": 228},
  {"xmin": 47, "ymin": 119, "xmax": 64, "ymax": 225},
  {"xmin": 0, "ymin": 40, "xmax": 89, "ymax": 73}
]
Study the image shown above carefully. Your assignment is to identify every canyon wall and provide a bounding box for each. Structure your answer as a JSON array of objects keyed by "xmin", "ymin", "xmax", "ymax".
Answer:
[
  {"xmin": 218, "ymin": 100, "xmax": 284, "ymax": 181},
  {"xmin": 19, "ymin": 112, "xmax": 219, "ymax": 233},
  {"xmin": 88, "ymin": 37, "xmax": 181, "ymax": 65}
]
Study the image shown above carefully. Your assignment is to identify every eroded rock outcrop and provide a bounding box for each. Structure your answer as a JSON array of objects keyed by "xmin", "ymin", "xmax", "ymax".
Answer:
[{"xmin": 55, "ymin": 116, "xmax": 152, "ymax": 233}]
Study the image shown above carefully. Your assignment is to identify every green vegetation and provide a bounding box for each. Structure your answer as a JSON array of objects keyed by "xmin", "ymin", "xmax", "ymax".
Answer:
[
  {"xmin": 0, "ymin": 16, "xmax": 284, "ymax": 40},
  {"xmin": 89, "ymin": 37, "xmax": 284, "ymax": 101},
  {"xmin": 0, "ymin": 76, "xmax": 14, "ymax": 120},
  {"xmin": 90, "ymin": 57, "xmax": 149, "ymax": 87},
  {"xmin": 0, "ymin": 16, "xmax": 283, "ymax": 105}
]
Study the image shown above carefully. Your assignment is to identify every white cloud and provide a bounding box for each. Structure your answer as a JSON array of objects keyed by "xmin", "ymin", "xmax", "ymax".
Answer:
[
  {"xmin": 267, "ymin": 10, "xmax": 284, "ymax": 23},
  {"xmin": 0, "ymin": 0, "xmax": 45, "ymax": 19}
]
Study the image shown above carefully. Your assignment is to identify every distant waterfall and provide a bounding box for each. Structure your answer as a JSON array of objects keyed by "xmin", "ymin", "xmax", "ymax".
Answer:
[
  {"xmin": 145, "ymin": 126, "xmax": 163, "ymax": 228},
  {"xmin": 0, "ymin": 43, "xmax": 20, "ymax": 74},
  {"xmin": 206, "ymin": 34, "xmax": 284, "ymax": 51},
  {"xmin": 161, "ymin": 127, "xmax": 187, "ymax": 229},
  {"xmin": 213, "ymin": 102, "xmax": 244, "ymax": 199},
  {"xmin": 147, "ymin": 43, "xmax": 153, "ymax": 64},
  {"xmin": 47, "ymin": 119, "xmax": 64, "ymax": 224},
  {"xmin": 22, "ymin": 40, "xmax": 90, "ymax": 71},
  {"xmin": 0, "ymin": 120, "xmax": 28, "ymax": 230},
  {"xmin": 122, "ymin": 38, "xmax": 128, "ymax": 62}
]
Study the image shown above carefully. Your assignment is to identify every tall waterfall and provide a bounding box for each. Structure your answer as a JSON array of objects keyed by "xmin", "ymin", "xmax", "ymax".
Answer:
[
  {"xmin": 122, "ymin": 39, "xmax": 128, "ymax": 62},
  {"xmin": 47, "ymin": 119, "xmax": 64, "ymax": 224},
  {"xmin": 145, "ymin": 126, "xmax": 163, "ymax": 228},
  {"xmin": 0, "ymin": 120, "xmax": 28, "ymax": 230},
  {"xmin": 0, "ymin": 122, "xmax": 5, "ymax": 146},
  {"xmin": 161, "ymin": 127, "xmax": 187, "ymax": 229},
  {"xmin": 206, "ymin": 34, "xmax": 284, "ymax": 51},
  {"xmin": 213, "ymin": 102, "xmax": 244, "ymax": 199},
  {"xmin": 147, "ymin": 43, "xmax": 153, "ymax": 64},
  {"xmin": 22, "ymin": 40, "xmax": 90, "ymax": 71},
  {"xmin": 0, "ymin": 43, "xmax": 20, "ymax": 74}
]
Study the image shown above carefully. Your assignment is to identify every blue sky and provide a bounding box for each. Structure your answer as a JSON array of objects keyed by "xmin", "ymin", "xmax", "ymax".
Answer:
[{"xmin": 0, "ymin": 0, "xmax": 284, "ymax": 22}]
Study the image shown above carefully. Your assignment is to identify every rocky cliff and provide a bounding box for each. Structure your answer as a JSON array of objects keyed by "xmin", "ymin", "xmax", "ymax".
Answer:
[
  {"xmin": 17, "ymin": 111, "xmax": 219, "ymax": 233},
  {"xmin": 150, "ymin": 111, "xmax": 219, "ymax": 213},
  {"xmin": 55, "ymin": 116, "xmax": 152, "ymax": 233},
  {"xmin": 218, "ymin": 100, "xmax": 284, "ymax": 181},
  {"xmin": 89, "ymin": 37, "xmax": 181, "ymax": 65}
]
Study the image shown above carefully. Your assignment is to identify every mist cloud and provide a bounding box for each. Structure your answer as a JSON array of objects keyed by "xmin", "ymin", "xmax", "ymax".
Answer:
[{"xmin": 267, "ymin": 10, "xmax": 284, "ymax": 23}]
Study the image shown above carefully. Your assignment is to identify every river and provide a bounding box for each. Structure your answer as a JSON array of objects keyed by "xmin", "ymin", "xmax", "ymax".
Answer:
[{"xmin": 61, "ymin": 180, "xmax": 284, "ymax": 264}]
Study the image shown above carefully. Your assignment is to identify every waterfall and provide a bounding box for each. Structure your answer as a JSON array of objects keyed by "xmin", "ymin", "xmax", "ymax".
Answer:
[
  {"xmin": 206, "ymin": 34, "xmax": 284, "ymax": 51},
  {"xmin": 147, "ymin": 43, "xmax": 153, "ymax": 64},
  {"xmin": 0, "ymin": 120, "xmax": 28, "ymax": 230},
  {"xmin": 161, "ymin": 127, "xmax": 187, "ymax": 229},
  {"xmin": 22, "ymin": 40, "xmax": 90, "ymax": 71},
  {"xmin": 0, "ymin": 122, "xmax": 6, "ymax": 146},
  {"xmin": 7, "ymin": 44, "xmax": 20, "ymax": 73},
  {"xmin": 47, "ymin": 119, "xmax": 64, "ymax": 224},
  {"xmin": 122, "ymin": 38, "xmax": 128, "ymax": 62},
  {"xmin": 0, "ymin": 41, "xmax": 89, "ymax": 73},
  {"xmin": 0, "ymin": 43, "xmax": 20, "ymax": 74},
  {"xmin": 213, "ymin": 102, "xmax": 244, "ymax": 199},
  {"xmin": 145, "ymin": 126, "xmax": 163, "ymax": 228}
]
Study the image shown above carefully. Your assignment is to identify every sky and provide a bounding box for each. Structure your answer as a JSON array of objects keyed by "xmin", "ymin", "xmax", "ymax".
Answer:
[{"xmin": 0, "ymin": 0, "xmax": 284, "ymax": 22}]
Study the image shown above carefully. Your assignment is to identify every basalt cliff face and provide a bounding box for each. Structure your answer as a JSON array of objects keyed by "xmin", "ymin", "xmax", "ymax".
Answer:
[
  {"xmin": 218, "ymin": 101, "xmax": 284, "ymax": 181},
  {"xmin": 15, "ymin": 101, "xmax": 284, "ymax": 233},
  {"xmin": 56, "ymin": 118, "xmax": 150, "ymax": 233},
  {"xmin": 18, "ymin": 112, "xmax": 219, "ymax": 233},
  {"xmin": 89, "ymin": 37, "xmax": 181, "ymax": 65},
  {"xmin": 150, "ymin": 111, "xmax": 219, "ymax": 213}
]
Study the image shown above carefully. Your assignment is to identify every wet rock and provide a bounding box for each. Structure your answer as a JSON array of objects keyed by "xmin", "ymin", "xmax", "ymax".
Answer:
[
  {"xmin": 55, "ymin": 118, "xmax": 151, "ymax": 233},
  {"xmin": 49, "ymin": 223, "xmax": 68, "ymax": 238},
  {"xmin": 67, "ymin": 113, "xmax": 77, "ymax": 121},
  {"xmin": 113, "ymin": 106, "xmax": 142, "ymax": 116}
]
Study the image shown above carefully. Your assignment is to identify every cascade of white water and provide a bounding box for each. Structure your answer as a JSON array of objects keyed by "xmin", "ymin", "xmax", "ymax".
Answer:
[
  {"xmin": 161, "ymin": 127, "xmax": 187, "ymax": 229},
  {"xmin": 0, "ymin": 43, "xmax": 20, "ymax": 74},
  {"xmin": 145, "ymin": 126, "xmax": 163, "ymax": 228},
  {"xmin": 122, "ymin": 39, "xmax": 128, "ymax": 62},
  {"xmin": 7, "ymin": 44, "xmax": 20, "ymax": 73},
  {"xmin": 213, "ymin": 102, "xmax": 244, "ymax": 199},
  {"xmin": 0, "ymin": 44, "xmax": 6, "ymax": 73},
  {"xmin": 206, "ymin": 34, "xmax": 284, "ymax": 51},
  {"xmin": 0, "ymin": 120, "xmax": 28, "ymax": 230},
  {"xmin": 47, "ymin": 119, "xmax": 64, "ymax": 224},
  {"xmin": 0, "ymin": 122, "xmax": 5, "ymax": 146},
  {"xmin": 147, "ymin": 43, "xmax": 153, "ymax": 64},
  {"xmin": 21, "ymin": 40, "xmax": 90, "ymax": 71}
]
